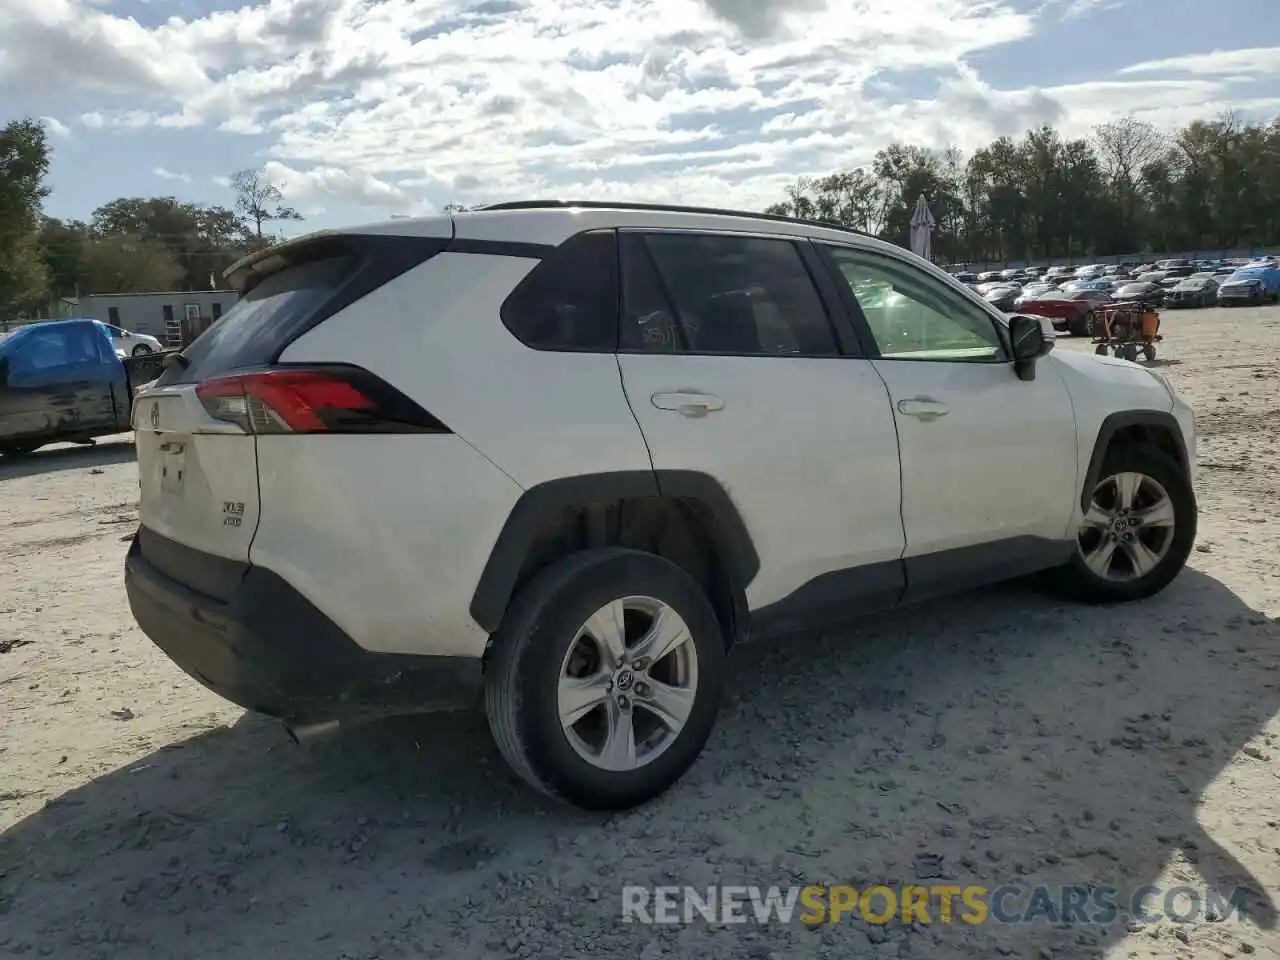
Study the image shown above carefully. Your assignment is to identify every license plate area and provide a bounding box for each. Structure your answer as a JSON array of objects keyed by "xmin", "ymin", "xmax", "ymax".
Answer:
[{"xmin": 160, "ymin": 441, "xmax": 186, "ymax": 496}]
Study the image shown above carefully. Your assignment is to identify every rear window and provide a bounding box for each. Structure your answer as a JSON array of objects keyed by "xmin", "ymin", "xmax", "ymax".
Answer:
[
  {"xmin": 156, "ymin": 233, "xmax": 449, "ymax": 385},
  {"xmin": 157, "ymin": 256, "xmax": 355, "ymax": 385}
]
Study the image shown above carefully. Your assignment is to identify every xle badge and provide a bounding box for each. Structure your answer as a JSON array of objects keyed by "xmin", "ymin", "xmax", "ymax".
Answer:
[{"xmin": 150, "ymin": 403, "xmax": 160, "ymax": 429}]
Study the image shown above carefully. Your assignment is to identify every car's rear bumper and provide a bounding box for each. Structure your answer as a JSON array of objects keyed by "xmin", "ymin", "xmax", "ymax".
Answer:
[{"xmin": 124, "ymin": 533, "xmax": 483, "ymax": 724}]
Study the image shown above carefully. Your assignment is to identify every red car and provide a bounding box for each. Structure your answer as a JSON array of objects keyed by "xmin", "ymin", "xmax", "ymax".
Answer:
[{"xmin": 1012, "ymin": 289, "xmax": 1105, "ymax": 337}]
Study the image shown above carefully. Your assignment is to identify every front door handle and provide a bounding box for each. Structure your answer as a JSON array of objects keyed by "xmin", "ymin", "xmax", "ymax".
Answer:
[
  {"xmin": 896, "ymin": 397, "xmax": 950, "ymax": 421},
  {"xmin": 651, "ymin": 392, "xmax": 724, "ymax": 418}
]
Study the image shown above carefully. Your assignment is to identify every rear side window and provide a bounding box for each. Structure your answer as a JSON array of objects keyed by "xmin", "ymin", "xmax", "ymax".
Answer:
[
  {"xmin": 637, "ymin": 233, "xmax": 839, "ymax": 357},
  {"xmin": 500, "ymin": 230, "xmax": 619, "ymax": 352}
]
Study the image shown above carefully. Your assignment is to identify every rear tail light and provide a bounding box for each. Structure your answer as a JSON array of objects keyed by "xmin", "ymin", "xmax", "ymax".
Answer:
[{"xmin": 196, "ymin": 366, "xmax": 450, "ymax": 435}]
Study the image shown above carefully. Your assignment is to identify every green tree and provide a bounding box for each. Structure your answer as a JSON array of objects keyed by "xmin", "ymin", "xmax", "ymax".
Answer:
[
  {"xmin": 0, "ymin": 118, "xmax": 52, "ymax": 315},
  {"xmin": 90, "ymin": 196, "xmax": 249, "ymax": 291},
  {"xmin": 81, "ymin": 233, "xmax": 185, "ymax": 293},
  {"xmin": 38, "ymin": 217, "xmax": 89, "ymax": 297},
  {"xmin": 767, "ymin": 111, "xmax": 1280, "ymax": 263}
]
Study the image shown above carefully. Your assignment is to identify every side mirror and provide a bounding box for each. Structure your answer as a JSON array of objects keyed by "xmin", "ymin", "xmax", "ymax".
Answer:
[{"xmin": 1008, "ymin": 314, "xmax": 1054, "ymax": 381}]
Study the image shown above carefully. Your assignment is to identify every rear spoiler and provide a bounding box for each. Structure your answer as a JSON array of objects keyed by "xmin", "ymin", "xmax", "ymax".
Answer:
[
  {"xmin": 223, "ymin": 230, "xmax": 351, "ymax": 296},
  {"xmin": 224, "ymin": 218, "xmax": 460, "ymax": 295}
]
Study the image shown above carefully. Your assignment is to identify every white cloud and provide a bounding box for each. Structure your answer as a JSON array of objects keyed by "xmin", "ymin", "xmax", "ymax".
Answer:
[
  {"xmin": 261, "ymin": 159, "xmax": 419, "ymax": 214},
  {"xmin": 4, "ymin": 0, "xmax": 1280, "ymax": 217},
  {"xmin": 1121, "ymin": 47, "xmax": 1280, "ymax": 76},
  {"xmin": 40, "ymin": 116, "xmax": 72, "ymax": 139},
  {"xmin": 153, "ymin": 166, "xmax": 192, "ymax": 182}
]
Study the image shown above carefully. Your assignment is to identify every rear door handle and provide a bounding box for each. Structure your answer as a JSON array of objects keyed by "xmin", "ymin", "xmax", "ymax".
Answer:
[
  {"xmin": 896, "ymin": 397, "xmax": 950, "ymax": 421},
  {"xmin": 651, "ymin": 392, "xmax": 724, "ymax": 417}
]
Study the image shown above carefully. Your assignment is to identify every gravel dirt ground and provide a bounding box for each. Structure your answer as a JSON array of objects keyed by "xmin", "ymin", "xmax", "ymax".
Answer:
[{"xmin": 1, "ymin": 305, "xmax": 1278, "ymax": 960}]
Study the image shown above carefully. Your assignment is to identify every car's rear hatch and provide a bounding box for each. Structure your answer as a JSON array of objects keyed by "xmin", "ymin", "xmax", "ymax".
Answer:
[{"xmin": 133, "ymin": 224, "xmax": 453, "ymax": 597}]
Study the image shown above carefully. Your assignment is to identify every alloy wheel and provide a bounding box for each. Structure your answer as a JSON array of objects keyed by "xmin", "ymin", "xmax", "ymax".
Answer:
[
  {"xmin": 557, "ymin": 596, "xmax": 699, "ymax": 772},
  {"xmin": 1077, "ymin": 471, "xmax": 1176, "ymax": 581}
]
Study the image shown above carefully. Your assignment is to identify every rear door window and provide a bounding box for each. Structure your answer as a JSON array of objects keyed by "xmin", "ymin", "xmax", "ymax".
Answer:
[{"xmin": 633, "ymin": 233, "xmax": 839, "ymax": 357}]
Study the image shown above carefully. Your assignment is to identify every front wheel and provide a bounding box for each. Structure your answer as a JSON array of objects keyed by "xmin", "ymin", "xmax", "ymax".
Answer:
[
  {"xmin": 131, "ymin": 344, "xmax": 153, "ymax": 356},
  {"xmin": 1054, "ymin": 446, "xmax": 1196, "ymax": 603},
  {"xmin": 485, "ymin": 548, "xmax": 727, "ymax": 810}
]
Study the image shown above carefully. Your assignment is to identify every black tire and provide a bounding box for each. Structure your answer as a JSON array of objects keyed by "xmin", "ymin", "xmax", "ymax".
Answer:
[
  {"xmin": 1094, "ymin": 344, "xmax": 1108, "ymax": 356},
  {"xmin": 1143, "ymin": 344, "xmax": 1156, "ymax": 362},
  {"xmin": 485, "ymin": 547, "xmax": 727, "ymax": 810},
  {"xmin": 1122, "ymin": 342, "xmax": 1138, "ymax": 362},
  {"xmin": 131, "ymin": 344, "xmax": 153, "ymax": 356},
  {"xmin": 1054, "ymin": 445, "xmax": 1196, "ymax": 604},
  {"xmin": 0, "ymin": 442, "xmax": 41, "ymax": 457},
  {"xmin": 1071, "ymin": 311, "xmax": 1093, "ymax": 337}
]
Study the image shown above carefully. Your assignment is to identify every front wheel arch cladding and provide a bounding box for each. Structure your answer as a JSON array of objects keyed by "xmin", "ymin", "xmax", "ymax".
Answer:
[
  {"xmin": 468, "ymin": 470, "xmax": 759, "ymax": 636},
  {"xmin": 1081, "ymin": 411, "xmax": 1190, "ymax": 511}
]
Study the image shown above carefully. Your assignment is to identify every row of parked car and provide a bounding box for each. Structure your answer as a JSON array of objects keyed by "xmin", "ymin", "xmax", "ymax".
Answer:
[{"xmin": 948, "ymin": 257, "xmax": 1280, "ymax": 335}]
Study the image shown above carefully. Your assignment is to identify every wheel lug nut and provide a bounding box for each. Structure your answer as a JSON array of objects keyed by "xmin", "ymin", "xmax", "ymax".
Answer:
[
  {"xmin": 635, "ymin": 682, "xmax": 650, "ymax": 697},
  {"xmin": 617, "ymin": 695, "xmax": 630, "ymax": 710}
]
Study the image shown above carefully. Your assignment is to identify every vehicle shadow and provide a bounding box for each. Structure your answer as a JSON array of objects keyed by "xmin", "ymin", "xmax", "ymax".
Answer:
[
  {"xmin": 0, "ymin": 438, "xmax": 136, "ymax": 481},
  {"xmin": 0, "ymin": 569, "xmax": 1275, "ymax": 959}
]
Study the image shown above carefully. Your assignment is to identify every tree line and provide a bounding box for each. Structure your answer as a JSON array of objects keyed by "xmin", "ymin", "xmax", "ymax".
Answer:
[
  {"xmin": 1, "ymin": 118, "xmax": 303, "ymax": 318},
  {"xmin": 6, "ymin": 110, "xmax": 1280, "ymax": 316},
  {"xmin": 764, "ymin": 114, "xmax": 1280, "ymax": 265}
]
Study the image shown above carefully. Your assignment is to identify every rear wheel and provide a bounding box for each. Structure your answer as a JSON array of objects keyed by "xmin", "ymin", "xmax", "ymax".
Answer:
[
  {"xmin": 1122, "ymin": 342, "xmax": 1138, "ymax": 362},
  {"xmin": 1055, "ymin": 446, "xmax": 1195, "ymax": 603},
  {"xmin": 485, "ymin": 548, "xmax": 727, "ymax": 810},
  {"xmin": 1143, "ymin": 344, "xmax": 1156, "ymax": 362},
  {"xmin": 1094, "ymin": 344, "xmax": 1108, "ymax": 356}
]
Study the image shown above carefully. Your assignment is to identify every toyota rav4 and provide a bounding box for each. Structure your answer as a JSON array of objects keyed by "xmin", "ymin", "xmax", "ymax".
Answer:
[{"xmin": 124, "ymin": 201, "xmax": 1197, "ymax": 810}]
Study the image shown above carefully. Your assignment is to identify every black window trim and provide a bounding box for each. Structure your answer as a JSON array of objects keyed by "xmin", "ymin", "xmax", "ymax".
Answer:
[
  {"xmin": 616, "ymin": 226, "xmax": 854, "ymax": 360},
  {"xmin": 812, "ymin": 241, "xmax": 1013, "ymax": 364},
  {"xmin": 621, "ymin": 230, "xmax": 690, "ymax": 354}
]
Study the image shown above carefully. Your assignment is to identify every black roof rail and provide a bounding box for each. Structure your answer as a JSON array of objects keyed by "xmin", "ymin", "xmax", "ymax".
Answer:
[{"xmin": 473, "ymin": 199, "xmax": 875, "ymax": 241}]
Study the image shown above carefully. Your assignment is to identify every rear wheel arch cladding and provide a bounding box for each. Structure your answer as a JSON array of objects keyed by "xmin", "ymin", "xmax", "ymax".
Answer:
[
  {"xmin": 1080, "ymin": 411, "xmax": 1190, "ymax": 511},
  {"xmin": 469, "ymin": 470, "xmax": 759, "ymax": 643}
]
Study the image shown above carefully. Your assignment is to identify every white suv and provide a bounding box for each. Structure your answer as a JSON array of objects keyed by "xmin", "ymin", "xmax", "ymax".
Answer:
[{"xmin": 125, "ymin": 201, "xmax": 1197, "ymax": 810}]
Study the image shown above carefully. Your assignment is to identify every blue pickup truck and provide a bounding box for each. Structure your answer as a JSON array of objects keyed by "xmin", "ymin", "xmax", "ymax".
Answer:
[{"xmin": 0, "ymin": 319, "xmax": 168, "ymax": 456}]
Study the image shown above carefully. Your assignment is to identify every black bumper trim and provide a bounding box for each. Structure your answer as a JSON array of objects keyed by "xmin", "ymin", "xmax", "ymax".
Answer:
[{"xmin": 125, "ymin": 535, "xmax": 483, "ymax": 723}]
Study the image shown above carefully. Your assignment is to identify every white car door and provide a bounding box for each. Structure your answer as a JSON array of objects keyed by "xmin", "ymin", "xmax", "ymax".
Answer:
[
  {"xmin": 813, "ymin": 242, "xmax": 1078, "ymax": 602},
  {"xmin": 615, "ymin": 229, "xmax": 906, "ymax": 637}
]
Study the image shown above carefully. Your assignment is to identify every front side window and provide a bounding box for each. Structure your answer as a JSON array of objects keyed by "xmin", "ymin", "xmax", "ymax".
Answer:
[
  {"xmin": 819, "ymin": 245, "xmax": 1006, "ymax": 361},
  {"xmin": 632, "ymin": 232, "xmax": 839, "ymax": 357}
]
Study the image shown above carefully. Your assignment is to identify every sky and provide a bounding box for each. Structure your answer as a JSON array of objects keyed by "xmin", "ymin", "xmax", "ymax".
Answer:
[{"xmin": 2, "ymin": 0, "xmax": 1279, "ymax": 232}]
